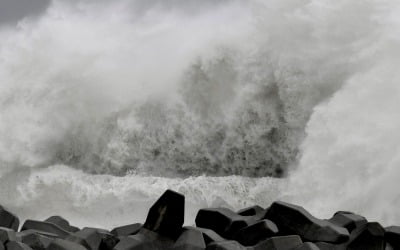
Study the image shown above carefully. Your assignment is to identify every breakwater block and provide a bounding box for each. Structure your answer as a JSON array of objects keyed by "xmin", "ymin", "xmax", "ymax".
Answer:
[
  {"xmin": 143, "ymin": 189, "xmax": 185, "ymax": 240},
  {"xmin": 0, "ymin": 206, "xmax": 19, "ymax": 231},
  {"xmin": 0, "ymin": 189, "xmax": 395, "ymax": 249}
]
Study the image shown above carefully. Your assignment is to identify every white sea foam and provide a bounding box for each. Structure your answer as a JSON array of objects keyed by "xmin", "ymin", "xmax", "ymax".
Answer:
[{"xmin": 0, "ymin": 165, "xmax": 283, "ymax": 228}]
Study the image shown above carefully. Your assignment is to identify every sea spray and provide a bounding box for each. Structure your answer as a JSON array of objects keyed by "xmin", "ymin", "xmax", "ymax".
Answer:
[
  {"xmin": 0, "ymin": 0, "xmax": 399, "ymax": 228},
  {"xmin": 0, "ymin": 0, "xmax": 351, "ymax": 177}
]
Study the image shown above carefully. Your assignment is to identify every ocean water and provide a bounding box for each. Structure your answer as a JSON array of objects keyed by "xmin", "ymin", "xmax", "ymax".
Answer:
[{"xmin": 0, "ymin": 0, "xmax": 399, "ymax": 229}]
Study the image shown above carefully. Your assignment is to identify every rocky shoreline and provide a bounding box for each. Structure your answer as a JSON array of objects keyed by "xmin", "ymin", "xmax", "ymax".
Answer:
[{"xmin": 0, "ymin": 189, "xmax": 398, "ymax": 250}]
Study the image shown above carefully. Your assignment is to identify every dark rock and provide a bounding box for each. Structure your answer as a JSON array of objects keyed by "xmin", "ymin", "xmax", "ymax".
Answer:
[
  {"xmin": 18, "ymin": 230, "xmax": 53, "ymax": 250},
  {"xmin": 186, "ymin": 227, "xmax": 225, "ymax": 245},
  {"xmin": 68, "ymin": 226, "xmax": 80, "ymax": 233},
  {"xmin": 44, "ymin": 217, "xmax": 69, "ymax": 232},
  {"xmin": 111, "ymin": 224, "xmax": 142, "ymax": 237},
  {"xmin": 234, "ymin": 219, "xmax": 278, "ymax": 246},
  {"xmin": 137, "ymin": 228, "xmax": 174, "ymax": 248},
  {"xmin": 385, "ymin": 226, "xmax": 400, "ymax": 249},
  {"xmin": 65, "ymin": 227, "xmax": 105, "ymax": 250},
  {"xmin": 237, "ymin": 205, "xmax": 267, "ymax": 223},
  {"xmin": 172, "ymin": 228, "xmax": 206, "ymax": 250},
  {"xmin": 143, "ymin": 189, "xmax": 184, "ymax": 240},
  {"xmin": 293, "ymin": 242, "xmax": 320, "ymax": 250},
  {"xmin": 195, "ymin": 208, "xmax": 252, "ymax": 238},
  {"xmin": 21, "ymin": 220, "xmax": 70, "ymax": 239},
  {"xmin": 237, "ymin": 206, "xmax": 264, "ymax": 217},
  {"xmin": 265, "ymin": 201, "xmax": 349, "ymax": 243},
  {"xmin": 0, "ymin": 227, "xmax": 16, "ymax": 244},
  {"xmin": 0, "ymin": 206, "xmax": 19, "ymax": 231},
  {"xmin": 315, "ymin": 222, "xmax": 385, "ymax": 250},
  {"xmin": 44, "ymin": 216, "xmax": 79, "ymax": 233},
  {"xmin": 113, "ymin": 228, "xmax": 173, "ymax": 250},
  {"xmin": 112, "ymin": 236, "xmax": 151, "ymax": 250},
  {"xmin": 253, "ymin": 235, "xmax": 303, "ymax": 250},
  {"xmin": 6, "ymin": 241, "xmax": 32, "ymax": 250},
  {"xmin": 99, "ymin": 232, "xmax": 119, "ymax": 250},
  {"xmin": 45, "ymin": 239, "xmax": 87, "ymax": 250},
  {"xmin": 17, "ymin": 230, "xmax": 59, "ymax": 241},
  {"xmin": 347, "ymin": 222, "xmax": 385, "ymax": 250},
  {"xmin": 0, "ymin": 193, "xmax": 394, "ymax": 250},
  {"xmin": 314, "ymin": 242, "xmax": 345, "ymax": 250},
  {"xmin": 69, "ymin": 227, "xmax": 119, "ymax": 250},
  {"xmin": 205, "ymin": 240, "xmax": 246, "ymax": 250},
  {"xmin": 328, "ymin": 212, "xmax": 367, "ymax": 233}
]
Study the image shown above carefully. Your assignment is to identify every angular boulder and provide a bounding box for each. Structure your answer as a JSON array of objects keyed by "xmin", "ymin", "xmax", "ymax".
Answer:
[
  {"xmin": 6, "ymin": 241, "xmax": 32, "ymax": 250},
  {"xmin": 21, "ymin": 220, "xmax": 71, "ymax": 239},
  {"xmin": 347, "ymin": 222, "xmax": 385, "ymax": 250},
  {"xmin": 68, "ymin": 226, "xmax": 80, "ymax": 233},
  {"xmin": 64, "ymin": 227, "xmax": 118, "ymax": 250},
  {"xmin": 237, "ymin": 206, "xmax": 265, "ymax": 217},
  {"xmin": 205, "ymin": 240, "xmax": 246, "ymax": 250},
  {"xmin": 253, "ymin": 235, "xmax": 303, "ymax": 250},
  {"xmin": 112, "ymin": 236, "xmax": 150, "ymax": 250},
  {"xmin": 385, "ymin": 226, "xmax": 400, "ymax": 249},
  {"xmin": 316, "ymin": 222, "xmax": 386, "ymax": 250},
  {"xmin": 237, "ymin": 205, "xmax": 267, "ymax": 223},
  {"xmin": 265, "ymin": 201, "xmax": 349, "ymax": 243},
  {"xmin": 0, "ymin": 206, "xmax": 19, "ymax": 231},
  {"xmin": 111, "ymin": 223, "xmax": 142, "ymax": 237},
  {"xmin": 328, "ymin": 212, "xmax": 367, "ymax": 233},
  {"xmin": 113, "ymin": 228, "xmax": 173, "ymax": 250},
  {"xmin": 315, "ymin": 221, "xmax": 385, "ymax": 250},
  {"xmin": 293, "ymin": 242, "xmax": 321, "ymax": 250},
  {"xmin": 195, "ymin": 208, "xmax": 251, "ymax": 238},
  {"xmin": 18, "ymin": 230, "xmax": 53, "ymax": 250},
  {"xmin": 0, "ymin": 227, "xmax": 16, "ymax": 244},
  {"xmin": 137, "ymin": 228, "xmax": 174, "ymax": 248},
  {"xmin": 172, "ymin": 228, "xmax": 206, "ymax": 250},
  {"xmin": 44, "ymin": 217, "xmax": 69, "ymax": 231},
  {"xmin": 45, "ymin": 238, "xmax": 87, "ymax": 250},
  {"xmin": 99, "ymin": 232, "xmax": 119, "ymax": 250},
  {"xmin": 44, "ymin": 216, "xmax": 79, "ymax": 233},
  {"xmin": 234, "ymin": 219, "xmax": 278, "ymax": 246},
  {"xmin": 66, "ymin": 227, "xmax": 109, "ymax": 250},
  {"xmin": 17, "ymin": 229, "xmax": 59, "ymax": 241},
  {"xmin": 143, "ymin": 189, "xmax": 184, "ymax": 240},
  {"xmin": 187, "ymin": 227, "xmax": 225, "ymax": 245},
  {"xmin": 315, "ymin": 242, "xmax": 345, "ymax": 250}
]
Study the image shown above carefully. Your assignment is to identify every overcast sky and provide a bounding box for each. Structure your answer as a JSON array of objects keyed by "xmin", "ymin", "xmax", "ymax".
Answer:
[{"xmin": 0, "ymin": 0, "xmax": 50, "ymax": 24}]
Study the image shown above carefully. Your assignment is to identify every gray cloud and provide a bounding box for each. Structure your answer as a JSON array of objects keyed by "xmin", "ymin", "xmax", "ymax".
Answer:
[{"xmin": 0, "ymin": 0, "xmax": 50, "ymax": 24}]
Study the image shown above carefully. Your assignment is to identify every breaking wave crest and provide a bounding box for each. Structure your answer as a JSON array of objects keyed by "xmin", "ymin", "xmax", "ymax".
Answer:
[{"xmin": 0, "ymin": 0, "xmax": 359, "ymax": 177}]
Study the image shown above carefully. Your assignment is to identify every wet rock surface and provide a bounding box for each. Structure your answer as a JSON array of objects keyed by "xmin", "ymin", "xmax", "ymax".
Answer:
[
  {"xmin": 0, "ymin": 190, "xmax": 396, "ymax": 250},
  {"xmin": 264, "ymin": 201, "xmax": 350, "ymax": 243}
]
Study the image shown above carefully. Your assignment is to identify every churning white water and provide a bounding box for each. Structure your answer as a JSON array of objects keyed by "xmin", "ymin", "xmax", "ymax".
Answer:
[{"xmin": 0, "ymin": 0, "xmax": 399, "ymax": 228}]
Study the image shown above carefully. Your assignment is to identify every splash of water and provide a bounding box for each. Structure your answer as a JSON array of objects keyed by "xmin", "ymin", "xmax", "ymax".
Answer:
[
  {"xmin": 0, "ymin": 0, "xmax": 399, "ymax": 228},
  {"xmin": 287, "ymin": 30, "xmax": 400, "ymax": 225},
  {"xmin": 0, "ymin": 0, "xmax": 354, "ymax": 177}
]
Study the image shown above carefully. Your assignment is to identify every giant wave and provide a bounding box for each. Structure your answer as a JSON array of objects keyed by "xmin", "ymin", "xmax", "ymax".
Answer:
[{"xmin": 0, "ymin": 0, "xmax": 399, "ymax": 228}]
